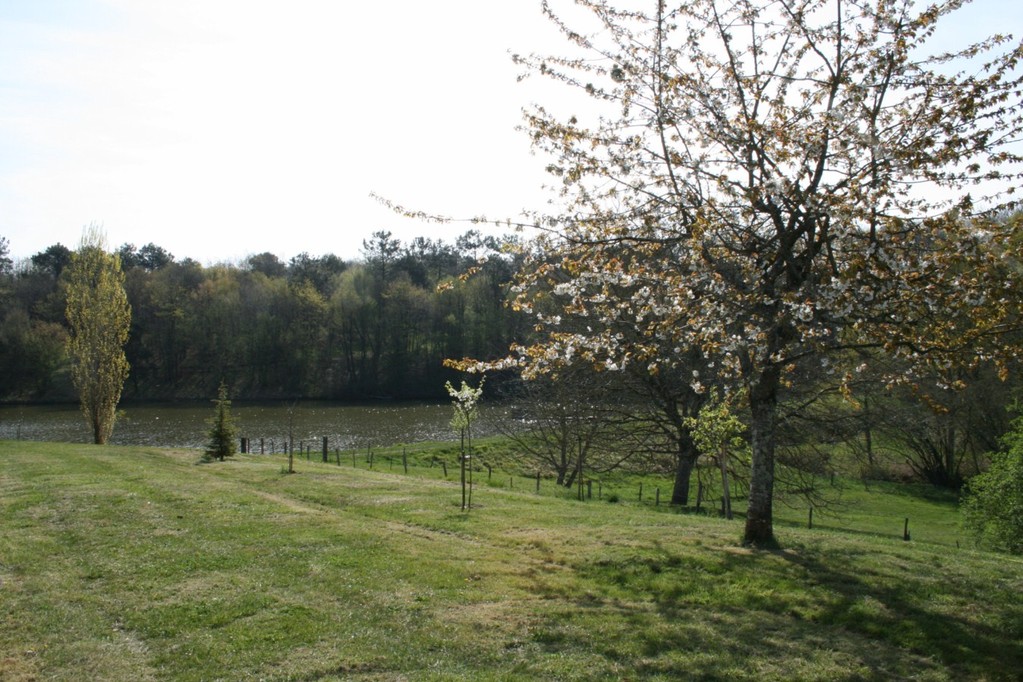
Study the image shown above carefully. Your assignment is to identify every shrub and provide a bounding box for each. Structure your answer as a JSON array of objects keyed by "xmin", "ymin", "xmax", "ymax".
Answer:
[
  {"xmin": 961, "ymin": 411, "xmax": 1023, "ymax": 554},
  {"xmin": 203, "ymin": 381, "xmax": 237, "ymax": 462}
]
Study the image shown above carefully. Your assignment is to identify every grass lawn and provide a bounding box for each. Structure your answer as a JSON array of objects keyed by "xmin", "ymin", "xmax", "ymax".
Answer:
[{"xmin": 1, "ymin": 440, "xmax": 1021, "ymax": 680}]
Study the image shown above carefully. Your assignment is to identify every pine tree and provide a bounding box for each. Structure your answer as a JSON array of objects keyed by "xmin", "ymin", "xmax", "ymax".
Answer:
[{"xmin": 204, "ymin": 381, "xmax": 237, "ymax": 462}]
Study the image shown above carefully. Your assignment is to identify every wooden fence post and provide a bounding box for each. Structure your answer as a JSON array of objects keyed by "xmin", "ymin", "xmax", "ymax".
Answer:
[{"xmin": 322, "ymin": 436, "xmax": 329, "ymax": 463}]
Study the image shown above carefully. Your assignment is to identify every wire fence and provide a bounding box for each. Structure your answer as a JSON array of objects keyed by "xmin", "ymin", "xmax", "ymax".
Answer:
[{"xmin": 238, "ymin": 434, "xmax": 944, "ymax": 546}]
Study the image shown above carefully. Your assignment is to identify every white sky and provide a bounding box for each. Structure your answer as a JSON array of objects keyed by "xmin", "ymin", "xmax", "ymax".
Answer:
[{"xmin": 1, "ymin": 0, "xmax": 1019, "ymax": 264}]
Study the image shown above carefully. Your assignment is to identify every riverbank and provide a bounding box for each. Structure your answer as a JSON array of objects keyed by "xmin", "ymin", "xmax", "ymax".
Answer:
[{"xmin": 0, "ymin": 400, "xmax": 475, "ymax": 449}]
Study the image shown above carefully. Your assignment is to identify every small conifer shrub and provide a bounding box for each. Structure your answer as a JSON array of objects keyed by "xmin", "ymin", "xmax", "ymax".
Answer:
[{"xmin": 204, "ymin": 381, "xmax": 237, "ymax": 462}]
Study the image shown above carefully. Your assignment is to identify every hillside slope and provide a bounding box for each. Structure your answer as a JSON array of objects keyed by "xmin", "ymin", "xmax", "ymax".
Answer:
[{"xmin": 1, "ymin": 441, "xmax": 1021, "ymax": 680}]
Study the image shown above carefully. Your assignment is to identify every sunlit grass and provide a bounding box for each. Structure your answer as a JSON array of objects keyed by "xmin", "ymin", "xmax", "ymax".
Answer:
[
  {"xmin": 350, "ymin": 437, "xmax": 967, "ymax": 547},
  {"xmin": 2, "ymin": 440, "xmax": 1020, "ymax": 680}
]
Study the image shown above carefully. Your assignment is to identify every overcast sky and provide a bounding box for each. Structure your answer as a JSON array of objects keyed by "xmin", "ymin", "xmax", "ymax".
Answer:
[{"xmin": 1, "ymin": 0, "xmax": 1019, "ymax": 264}]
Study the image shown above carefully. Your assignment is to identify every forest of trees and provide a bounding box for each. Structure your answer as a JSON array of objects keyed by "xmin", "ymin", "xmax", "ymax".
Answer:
[
  {"xmin": 1, "ymin": 222, "xmax": 1020, "ymax": 509},
  {"xmin": 0, "ymin": 230, "xmax": 525, "ymax": 402}
]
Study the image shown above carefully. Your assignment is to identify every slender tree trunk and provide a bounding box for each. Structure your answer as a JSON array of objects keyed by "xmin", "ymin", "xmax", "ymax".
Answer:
[
  {"xmin": 467, "ymin": 426, "xmax": 474, "ymax": 510},
  {"xmin": 944, "ymin": 424, "xmax": 958, "ymax": 487},
  {"xmin": 863, "ymin": 393, "xmax": 875, "ymax": 467},
  {"xmin": 557, "ymin": 432, "xmax": 570, "ymax": 485},
  {"xmin": 718, "ymin": 447, "xmax": 732, "ymax": 520},
  {"xmin": 460, "ymin": 428, "xmax": 466, "ymax": 511},
  {"xmin": 744, "ymin": 365, "xmax": 780, "ymax": 547},
  {"xmin": 90, "ymin": 403, "xmax": 110, "ymax": 445},
  {"xmin": 576, "ymin": 444, "xmax": 585, "ymax": 501},
  {"xmin": 564, "ymin": 457, "xmax": 578, "ymax": 488}
]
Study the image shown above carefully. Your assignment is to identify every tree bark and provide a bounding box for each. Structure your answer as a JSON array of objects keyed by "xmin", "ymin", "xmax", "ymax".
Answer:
[
  {"xmin": 671, "ymin": 446, "xmax": 698, "ymax": 506},
  {"xmin": 460, "ymin": 429, "xmax": 466, "ymax": 511},
  {"xmin": 744, "ymin": 365, "xmax": 780, "ymax": 547},
  {"xmin": 719, "ymin": 447, "xmax": 732, "ymax": 520}
]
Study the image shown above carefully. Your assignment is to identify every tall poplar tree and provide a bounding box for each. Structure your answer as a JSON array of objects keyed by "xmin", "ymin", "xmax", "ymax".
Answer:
[{"xmin": 65, "ymin": 226, "xmax": 131, "ymax": 444}]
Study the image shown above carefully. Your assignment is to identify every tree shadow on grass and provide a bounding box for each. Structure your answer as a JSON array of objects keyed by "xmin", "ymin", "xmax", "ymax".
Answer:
[
  {"xmin": 854, "ymin": 479, "xmax": 960, "ymax": 506},
  {"xmin": 770, "ymin": 545, "xmax": 1023, "ymax": 680},
  {"xmin": 520, "ymin": 541, "xmax": 1022, "ymax": 680}
]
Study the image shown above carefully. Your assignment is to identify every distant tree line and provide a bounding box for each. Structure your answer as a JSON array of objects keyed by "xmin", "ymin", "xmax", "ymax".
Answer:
[
  {"xmin": 0, "ymin": 230, "xmax": 526, "ymax": 401},
  {"xmin": 1, "ymin": 228, "xmax": 1019, "ymax": 502}
]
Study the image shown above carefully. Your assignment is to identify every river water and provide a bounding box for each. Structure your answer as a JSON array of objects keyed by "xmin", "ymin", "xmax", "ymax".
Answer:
[{"xmin": 0, "ymin": 402, "xmax": 486, "ymax": 450}]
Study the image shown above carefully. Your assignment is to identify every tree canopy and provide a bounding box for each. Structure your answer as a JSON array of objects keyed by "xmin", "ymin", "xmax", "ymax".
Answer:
[
  {"xmin": 204, "ymin": 381, "xmax": 238, "ymax": 462},
  {"xmin": 484, "ymin": 0, "xmax": 1023, "ymax": 545},
  {"xmin": 0, "ymin": 231, "xmax": 524, "ymax": 403},
  {"xmin": 64, "ymin": 227, "xmax": 132, "ymax": 445}
]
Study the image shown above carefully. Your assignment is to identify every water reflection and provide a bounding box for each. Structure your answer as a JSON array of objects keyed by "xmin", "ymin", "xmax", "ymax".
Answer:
[{"xmin": 0, "ymin": 402, "xmax": 487, "ymax": 449}]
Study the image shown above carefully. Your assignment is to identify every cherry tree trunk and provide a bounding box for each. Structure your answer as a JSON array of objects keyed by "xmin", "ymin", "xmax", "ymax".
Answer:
[
  {"xmin": 744, "ymin": 366, "xmax": 780, "ymax": 546},
  {"xmin": 671, "ymin": 450, "xmax": 698, "ymax": 506}
]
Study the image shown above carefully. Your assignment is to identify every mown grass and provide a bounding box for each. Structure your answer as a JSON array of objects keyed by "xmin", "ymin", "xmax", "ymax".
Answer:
[
  {"xmin": 340, "ymin": 439, "xmax": 966, "ymax": 547},
  {"xmin": 1, "ymin": 440, "xmax": 1021, "ymax": 681}
]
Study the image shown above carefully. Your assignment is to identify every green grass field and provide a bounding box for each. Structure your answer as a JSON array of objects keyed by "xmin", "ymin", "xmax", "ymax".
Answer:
[{"xmin": 2, "ymin": 440, "xmax": 1021, "ymax": 680}]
